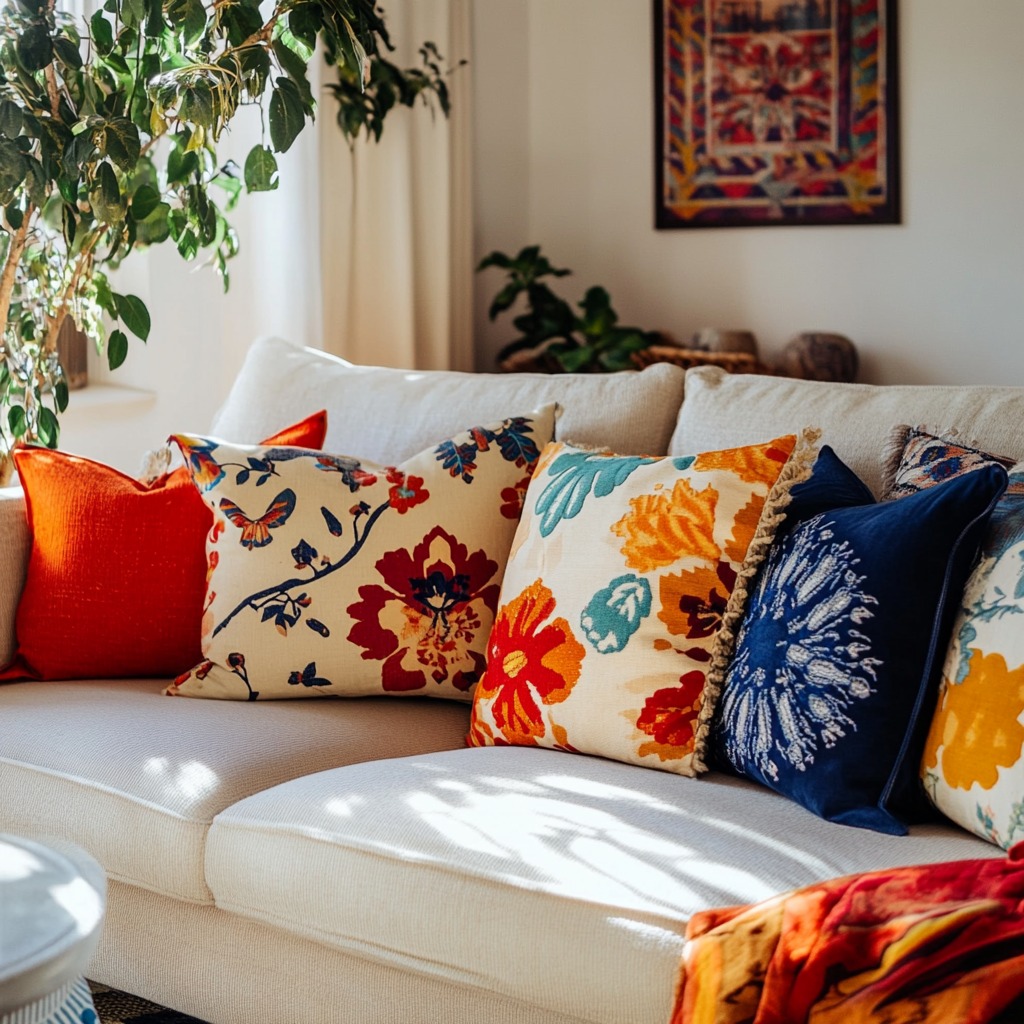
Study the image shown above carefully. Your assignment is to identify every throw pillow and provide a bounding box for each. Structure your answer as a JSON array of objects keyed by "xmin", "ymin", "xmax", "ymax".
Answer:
[
  {"xmin": 0, "ymin": 411, "xmax": 328, "ymax": 681},
  {"xmin": 883, "ymin": 428, "xmax": 1024, "ymax": 849},
  {"xmin": 467, "ymin": 434, "xmax": 804, "ymax": 776},
  {"xmin": 712, "ymin": 446, "xmax": 1008, "ymax": 834},
  {"xmin": 167, "ymin": 408, "xmax": 556, "ymax": 701},
  {"xmin": 880, "ymin": 425, "xmax": 1015, "ymax": 500}
]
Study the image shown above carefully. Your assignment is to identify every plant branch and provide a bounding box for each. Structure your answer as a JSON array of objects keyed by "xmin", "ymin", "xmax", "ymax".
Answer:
[
  {"xmin": 0, "ymin": 207, "xmax": 35, "ymax": 341},
  {"xmin": 42, "ymin": 231, "xmax": 100, "ymax": 354}
]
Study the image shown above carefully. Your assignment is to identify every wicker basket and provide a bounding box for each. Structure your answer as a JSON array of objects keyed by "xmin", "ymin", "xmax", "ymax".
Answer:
[{"xmin": 631, "ymin": 345, "xmax": 779, "ymax": 375}]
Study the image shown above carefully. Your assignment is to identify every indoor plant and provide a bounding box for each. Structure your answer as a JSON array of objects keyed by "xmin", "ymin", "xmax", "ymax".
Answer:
[
  {"xmin": 0, "ymin": 0, "xmax": 451, "ymax": 484},
  {"xmin": 479, "ymin": 245, "xmax": 659, "ymax": 374}
]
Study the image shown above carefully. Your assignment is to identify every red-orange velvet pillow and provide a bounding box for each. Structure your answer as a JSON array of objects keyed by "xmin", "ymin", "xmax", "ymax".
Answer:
[{"xmin": 0, "ymin": 411, "xmax": 327, "ymax": 680}]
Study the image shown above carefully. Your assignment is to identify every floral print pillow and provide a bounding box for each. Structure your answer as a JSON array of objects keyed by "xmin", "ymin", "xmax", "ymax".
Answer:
[
  {"xmin": 892, "ymin": 448, "xmax": 1024, "ymax": 849},
  {"xmin": 467, "ymin": 435, "xmax": 798, "ymax": 776},
  {"xmin": 167, "ymin": 407, "xmax": 556, "ymax": 701}
]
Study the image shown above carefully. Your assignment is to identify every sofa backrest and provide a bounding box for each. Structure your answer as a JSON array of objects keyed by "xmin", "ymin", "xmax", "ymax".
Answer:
[
  {"xmin": 211, "ymin": 336, "xmax": 687, "ymax": 460},
  {"xmin": 0, "ymin": 487, "xmax": 30, "ymax": 668},
  {"xmin": 673, "ymin": 368, "xmax": 1024, "ymax": 496}
]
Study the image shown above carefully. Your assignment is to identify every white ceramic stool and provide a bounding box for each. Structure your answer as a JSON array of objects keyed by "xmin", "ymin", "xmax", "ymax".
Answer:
[{"xmin": 0, "ymin": 835, "xmax": 106, "ymax": 1024}]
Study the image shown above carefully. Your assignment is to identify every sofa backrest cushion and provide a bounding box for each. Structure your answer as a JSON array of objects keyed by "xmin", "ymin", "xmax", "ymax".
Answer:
[
  {"xmin": 673, "ymin": 368, "xmax": 1024, "ymax": 496},
  {"xmin": 0, "ymin": 487, "xmax": 30, "ymax": 669},
  {"xmin": 212, "ymin": 336, "xmax": 687, "ymax": 460}
]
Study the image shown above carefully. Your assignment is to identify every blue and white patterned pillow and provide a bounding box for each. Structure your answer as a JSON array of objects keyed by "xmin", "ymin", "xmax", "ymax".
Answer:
[{"xmin": 712, "ymin": 446, "xmax": 1007, "ymax": 834}]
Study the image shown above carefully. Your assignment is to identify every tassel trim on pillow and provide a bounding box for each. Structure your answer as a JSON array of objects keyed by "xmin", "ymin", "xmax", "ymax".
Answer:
[{"xmin": 690, "ymin": 427, "xmax": 822, "ymax": 775}]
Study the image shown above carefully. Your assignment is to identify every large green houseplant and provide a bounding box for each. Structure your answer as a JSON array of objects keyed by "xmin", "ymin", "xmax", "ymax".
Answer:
[{"xmin": 0, "ymin": 0, "xmax": 451, "ymax": 484}]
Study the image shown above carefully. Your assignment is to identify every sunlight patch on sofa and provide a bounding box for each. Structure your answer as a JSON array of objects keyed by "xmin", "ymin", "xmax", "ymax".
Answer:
[{"xmin": 142, "ymin": 756, "xmax": 218, "ymax": 800}]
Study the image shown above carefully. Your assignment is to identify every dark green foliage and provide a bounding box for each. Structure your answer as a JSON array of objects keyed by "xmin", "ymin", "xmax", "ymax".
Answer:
[
  {"xmin": 0, "ymin": 0, "xmax": 454, "ymax": 456},
  {"xmin": 479, "ymin": 246, "xmax": 657, "ymax": 374}
]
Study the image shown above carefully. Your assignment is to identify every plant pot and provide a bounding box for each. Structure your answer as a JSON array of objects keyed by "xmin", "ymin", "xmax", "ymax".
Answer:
[{"xmin": 56, "ymin": 318, "xmax": 88, "ymax": 390}]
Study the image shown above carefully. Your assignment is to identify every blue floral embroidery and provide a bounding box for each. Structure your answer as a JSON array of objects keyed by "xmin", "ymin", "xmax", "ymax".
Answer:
[
  {"xmin": 580, "ymin": 574, "xmax": 652, "ymax": 653},
  {"xmin": 717, "ymin": 516, "xmax": 881, "ymax": 782}
]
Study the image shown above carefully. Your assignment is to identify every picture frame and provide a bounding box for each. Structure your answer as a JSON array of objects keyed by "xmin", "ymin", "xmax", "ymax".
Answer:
[{"xmin": 654, "ymin": 0, "xmax": 900, "ymax": 228}]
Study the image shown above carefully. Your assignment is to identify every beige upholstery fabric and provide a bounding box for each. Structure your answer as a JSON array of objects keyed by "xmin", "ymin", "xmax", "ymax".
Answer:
[
  {"xmin": 207, "ymin": 747, "xmax": 996, "ymax": 1024},
  {"xmin": 0, "ymin": 487, "xmax": 29, "ymax": 667},
  {"xmin": 673, "ymin": 368, "xmax": 1024, "ymax": 495},
  {"xmin": 91, "ymin": 881, "xmax": 594, "ymax": 1024},
  {"xmin": 0, "ymin": 680, "xmax": 469, "ymax": 902},
  {"xmin": 211, "ymin": 336, "xmax": 686, "ymax": 459}
]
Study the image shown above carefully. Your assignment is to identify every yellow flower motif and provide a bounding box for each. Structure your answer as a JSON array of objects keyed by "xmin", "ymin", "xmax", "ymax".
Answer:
[
  {"xmin": 924, "ymin": 651, "xmax": 1024, "ymax": 791},
  {"xmin": 613, "ymin": 479, "xmax": 720, "ymax": 572}
]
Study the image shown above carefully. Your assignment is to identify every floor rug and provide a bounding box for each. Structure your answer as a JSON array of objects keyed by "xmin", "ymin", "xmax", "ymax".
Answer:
[{"xmin": 88, "ymin": 983, "xmax": 208, "ymax": 1024}]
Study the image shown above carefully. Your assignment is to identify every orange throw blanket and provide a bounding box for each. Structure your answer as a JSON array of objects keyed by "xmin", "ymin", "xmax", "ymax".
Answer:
[{"xmin": 672, "ymin": 843, "xmax": 1024, "ymax": 1024}]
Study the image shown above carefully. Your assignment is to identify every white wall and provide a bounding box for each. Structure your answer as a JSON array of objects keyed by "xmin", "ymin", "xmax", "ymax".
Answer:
[{"xmin": 471, "ymin": 0, "xmax": 1024, "ymax": 385}]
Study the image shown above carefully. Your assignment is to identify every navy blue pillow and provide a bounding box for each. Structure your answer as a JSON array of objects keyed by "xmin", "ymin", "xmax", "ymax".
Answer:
[{"xmin": 712, "ymin": 446, "xmax": 1007, "ymax": 835}]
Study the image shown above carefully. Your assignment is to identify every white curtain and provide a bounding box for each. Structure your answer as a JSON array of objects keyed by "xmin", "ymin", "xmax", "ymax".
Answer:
[{"xmin": 317, "ymin": 0, "xmax": 475, "ymax": 371}]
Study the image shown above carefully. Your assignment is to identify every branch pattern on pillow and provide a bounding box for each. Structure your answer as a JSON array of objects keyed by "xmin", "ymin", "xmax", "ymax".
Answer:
[
  {"xmin": 168, "ymin": 408, "xmax": 555, "ymax": 701},
  {"xmin": 468, "ymin": 435, "xmax": 799, "ymax": 776}
]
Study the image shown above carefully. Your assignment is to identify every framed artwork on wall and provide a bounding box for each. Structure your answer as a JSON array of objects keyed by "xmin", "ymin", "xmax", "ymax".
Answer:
[{"xmin": 654, "ymin": 0, "xmax": 900, "ymax": 228}]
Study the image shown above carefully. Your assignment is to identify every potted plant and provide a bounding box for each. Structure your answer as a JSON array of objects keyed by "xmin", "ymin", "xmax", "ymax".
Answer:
[
  {"xmin": 0, "ymin": 0, "xmax": 452, "ymax": 484},
  {"xmin": 478, "ymin": 245, "xmax": 659, "ymax": 373}
]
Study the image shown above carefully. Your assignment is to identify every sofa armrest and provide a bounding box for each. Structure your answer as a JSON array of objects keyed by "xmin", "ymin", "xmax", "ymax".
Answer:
[{"xmin": 0, "ymin": 486, "xmax": 29, "ymax": 667}]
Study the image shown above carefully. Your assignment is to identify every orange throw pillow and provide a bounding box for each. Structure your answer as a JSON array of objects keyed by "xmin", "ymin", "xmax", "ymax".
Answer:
[{"xmin": 0, "ymin": 411, "xmax": 327, "ymax": 680}]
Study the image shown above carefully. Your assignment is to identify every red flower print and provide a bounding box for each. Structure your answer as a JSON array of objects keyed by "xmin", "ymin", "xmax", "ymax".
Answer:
[
  {"xmin": 500, "ymin": 475, "xmax": 533, "ymax": 520},
  {"xmin": 347, "ymin": 525, "xmax": 500, "ymax": 692},
  {"xmin": 636, "ymin": 670, "xmax": 705, "ymax": 761},
  {"xmin": 386, "ymin": 468, "xmax": 430, "ymax": 513},
  {"xmin": 469, "ymin": 579, "xmax": 585, "ymax": 746}
]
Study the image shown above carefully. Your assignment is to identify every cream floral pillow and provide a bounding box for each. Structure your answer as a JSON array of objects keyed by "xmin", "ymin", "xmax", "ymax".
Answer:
[
  {"xmin": 167, "ymin": 408, "xmax": 556, "ymax": 701},
  {"xmin": 468, "ymin": 435, "xmax": 800, "ymax": 775}
]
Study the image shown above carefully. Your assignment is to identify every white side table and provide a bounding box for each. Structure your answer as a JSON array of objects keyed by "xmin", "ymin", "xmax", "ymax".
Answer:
[{"xmin": 0, "ymin": 835, "xmax": 106, "ymax": 1024}]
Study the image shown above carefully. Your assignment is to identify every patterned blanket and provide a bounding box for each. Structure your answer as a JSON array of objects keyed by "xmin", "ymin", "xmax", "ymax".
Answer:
[{"xmin": 671, "ymin": 843, "xmax": 1024, "ymax": 1024}]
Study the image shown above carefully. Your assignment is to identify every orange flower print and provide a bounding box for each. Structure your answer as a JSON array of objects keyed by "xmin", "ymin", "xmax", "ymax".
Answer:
[
  {"xmin": 386, "ymin": 468, "xmax": 430, "ymax": 513},
  {"xmin": 614, "ymin": 479, "xmax": 720, "ymax": 572},
  {"xmin": 636, "ymin": 670, "xmax": 705, "ymax": 761},
  {"xmin": 658, "ymin": 561, "xmax": 738, "ymax": 647},
  {"xmin": 693, "ymin": 436, "xmax": 795, "ymax": 486},
  {"xmin": 470, "ymin": 579, "xmax": 585, "ymax": 745},
  {"xmin": 924, "ymin": 650, "xmax": 1024, "ymax": 791},
  {"xmin": 724, "ymin": 494, "xmax": 765, "ymax": 564}
]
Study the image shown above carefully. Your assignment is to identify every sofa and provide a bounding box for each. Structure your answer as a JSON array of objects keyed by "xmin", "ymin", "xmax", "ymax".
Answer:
[{"xmin": 1, "ymin": 335, "xmax": 1021, "ymax": 1024}]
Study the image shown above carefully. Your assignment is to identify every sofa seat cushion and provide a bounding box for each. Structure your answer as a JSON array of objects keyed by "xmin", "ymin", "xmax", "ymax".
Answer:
[
  {"xmin": 205, "ymin": 747, "xmax": 997, "ymax": 1024},
  {"xmin": 0, "ymin": 680, "xmax": 469, "ymax": 903}
]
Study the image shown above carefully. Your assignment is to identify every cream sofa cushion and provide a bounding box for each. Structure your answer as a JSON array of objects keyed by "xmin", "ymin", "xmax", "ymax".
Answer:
[
  {"xmin": 206, "ymin": 747, "xmax": 995, "ymax": 1024},
  {"xmin": 211, "ymin": 336, "xmax": 686, "ymax": 460},
  {"xmin": 673, "ymin": 368, "xmax": 1024, "ymax": 496},
  {"xmin": 0, "ymin": 487, "xmax": 30, "ymax": 668},
  {"xmin": 0, "ymin": 680, "xmax": 469, "ymax": 903}
]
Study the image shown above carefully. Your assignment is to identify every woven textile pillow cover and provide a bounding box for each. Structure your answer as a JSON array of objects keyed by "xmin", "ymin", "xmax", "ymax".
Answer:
[
  {"xmin": 467, "ymin": 434, "xmax": 801, "ymax": 776},
  {"xmin": 712, "ymin": 446, "xmax": 1008, "ymax": 835},
  {"xmin": 168, "ymin": 407, "xmax": 556, "ymax": 701},
  {"xmin": 0, "ymin": 411, "xmax": 327, "ymax": 681},
  {"xmin": 881, "ymin": 428, "xmax": 1024, "ymax": 849}
]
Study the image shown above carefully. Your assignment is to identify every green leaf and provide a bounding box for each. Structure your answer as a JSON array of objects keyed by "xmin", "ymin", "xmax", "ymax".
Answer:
[
  {"xmin": 7, "ymin": 406, "xmax": 26, "ymax": 439},
  {"xmin": 131, "ymin": 183, "xmax": 161, "ymax": 220},
  {"xmin": 113, "ymin": 293, "xmax": 150, "ymax": 341},
  {"xmin": 272, "ymin": 38, "xmax": 314, "ymax": 110},
  {"xmin": 54, "ymin": 379, "xmax": 69, "ymax": 413},
  {"xmin": 90, "ymin": 11, "xmax": 114, "ymax": 53},
  {"xmin": 37, "ymin": 407, "xmax": 59, "ymax": 448},
  {"xmin": 91, "ymin": 161, "xmax": 125, "ymax": 222},
  {"xmin": 269, "ymin": 78, "xmax": 305, "ymax": 153},
  {"xmin": 98, "ymin": 118, "xmax": 141, "ymax": 173},
  {"xmin": 123, "ymin": 0, "xmax": 145, "ymax": 26},
  {"xmin": 0, "ymin": 140, "xmax": 24, "ymax": 196},
  {"xmin": 134, "ymin": 203, "xmax": 170, "ymax": 243},
  {"xmin": 166, "ymin": 146, "xmax": 198, "ymax": 185},
  {"xmin": 288, "ymin": 4, "xmax": 321, "ymax": 49},
  {"xmin": 4, "ymin": 202, "xmax": 22, "ymax": 229},
  {"xmin": 244, "ymin": 145, "xmax": 278, "ymax": 192},
  {"xmin": 17, "ymin": 24, "xmax": 53, "ymax": 72},
  {"xmin": 179, "ymin": 80, "xmax": 215, "ymax": 131},
  {"xmin": 107, "ymin": 328, "xmax": 129, "ymax": 370},
  {"xmin": 166, "ymin": 0, "xmax": 207, "ymax": 44},
  {"xmin": 0, "ymin": 101, "xmax": 23, "ymax": 139},
  {"xmin": 52, "ymin": 36, "xmax": 83, "ymax": 70},
  {"xmin": 175, "ymin": 226, "xmax": 198, "ymax": 261},
  {"xmin": 94, "ymin": 274, "xmax": 116, "ymax": 315}
]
